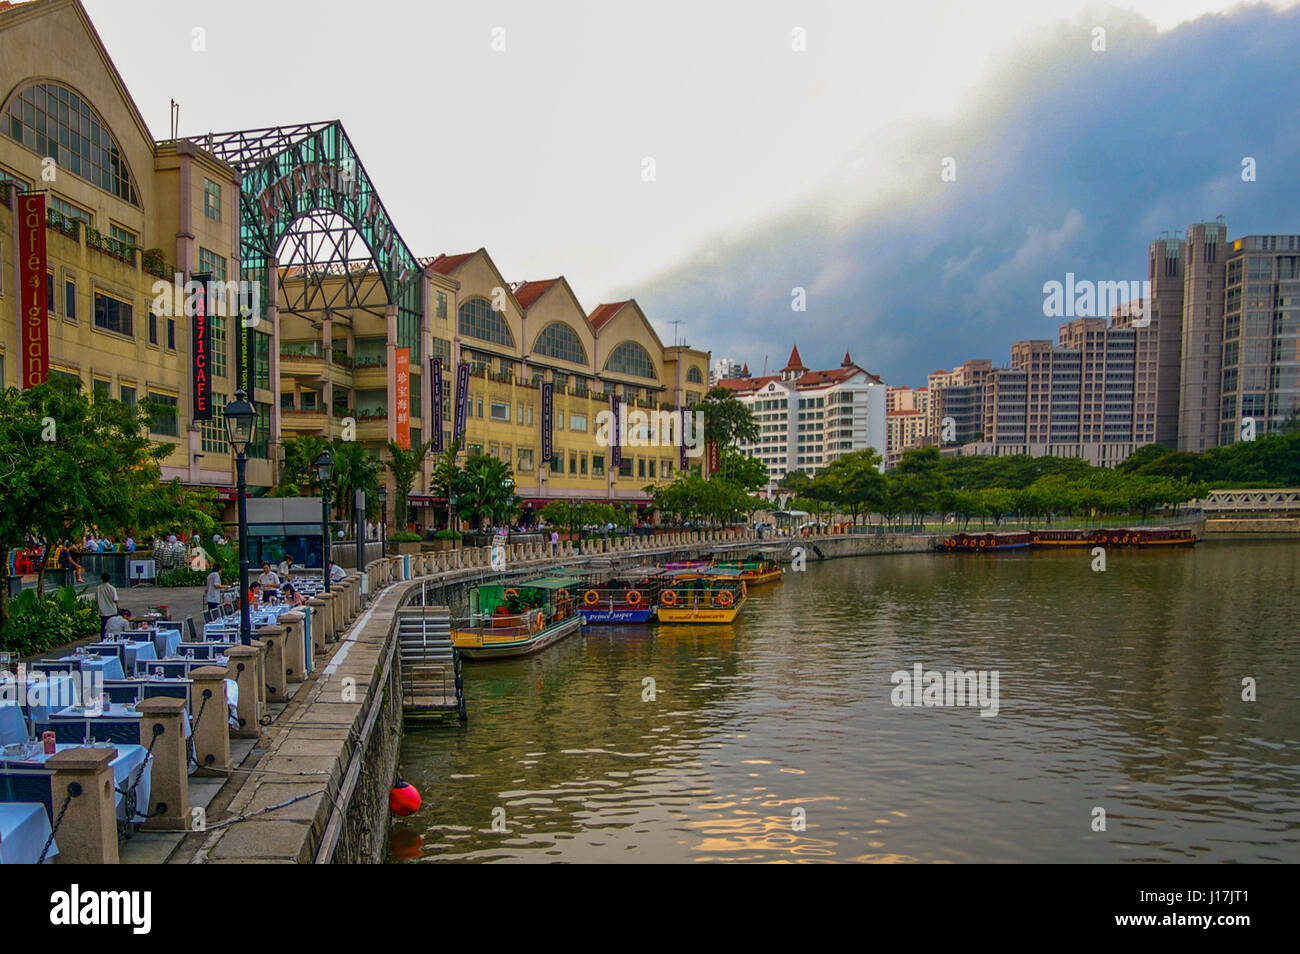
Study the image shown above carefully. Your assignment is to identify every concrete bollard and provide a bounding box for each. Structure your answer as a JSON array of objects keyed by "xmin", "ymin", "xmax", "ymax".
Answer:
[
  {"xmin": 318, "ymin": 592, "xmax": 338, "ymax": 643},
  {"xmin": 306, "ymin": 598, "xmax": 328, "ymax": 655},
  {"xmin": 136, "ymin": 696, "xmax": 190, "ymax": 831},
  {"xmin": 257, "ymin": 625, "xmax": 287, "ymax": 702},
  {"xmin": 278, "ymin": 612, "xmax": 305, "ymax": 685},
  {"xmin": 188, "ymin": 666, "xmax": 230, "ymax": 775},
  {"xmin": 225, "ymin": 645, "xmax": 263, "ymax": 739},
  {"xmin": 251, "ymin": 638, "xmax": 268, "ymax": 712},
  {"xmin": 46, "ymin": 748, "xmax": 119, "ymax": 864}
]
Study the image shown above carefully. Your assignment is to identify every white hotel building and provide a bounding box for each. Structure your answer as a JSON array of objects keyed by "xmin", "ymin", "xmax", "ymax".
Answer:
[{"xmin": 717, "ymin": 345, "xmax": 886, "ymax": 489}]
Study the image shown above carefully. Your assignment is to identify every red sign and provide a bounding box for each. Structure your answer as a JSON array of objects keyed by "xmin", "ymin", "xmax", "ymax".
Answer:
[
  {"xmin": 707, "ymin": 441, "xmax": 720, "ymax": 475},
  {"xmin": 18, "ymin": 194, "xmax": 49, "ymax": 388},
  {"xmin": 395, "ymin": 347, "xmax": 410, "ymax": 450},
  {"xmin": 192, "ymin": 274, "xmax": 213, "ymax": 421}
]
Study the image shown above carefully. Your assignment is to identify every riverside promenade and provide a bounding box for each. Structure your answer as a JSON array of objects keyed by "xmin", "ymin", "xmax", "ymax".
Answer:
[{"xmin": 125, "ymin": 527, "xmax": 935, "ymax": 864}]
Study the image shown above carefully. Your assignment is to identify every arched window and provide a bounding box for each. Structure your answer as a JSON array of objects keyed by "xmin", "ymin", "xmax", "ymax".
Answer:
[
  {"xmin": 687, "ymin": 366, "xmax": 704, "ymax": 384},
  {"xmin": 604, "ymin": 341, "xmax": 657, "ymax": 379},
  {"xmin": 4, "ymin": 83, "xmax": 139, "ymax": 206},
  {"xmin": 533, "ymin": 322, "xmax": 587, "ymax": 365},
  {"xmin": 457, "ymin": 297, "xmax": 514, "ymax": 347}
]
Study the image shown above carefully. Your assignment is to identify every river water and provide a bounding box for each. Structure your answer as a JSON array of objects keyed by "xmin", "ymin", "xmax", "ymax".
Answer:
[{"xmin": 392, "ymin": 539, "xmax": 1300, "ymax": 863}]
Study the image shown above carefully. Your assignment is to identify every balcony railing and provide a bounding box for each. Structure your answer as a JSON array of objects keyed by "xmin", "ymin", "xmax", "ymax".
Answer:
[
  {"xmin": 46, "ymin": 207, "xmax": 80, "ymax": 239},
  {"xmin": 85, "ymin": 228, "xmax": 137, "ymax": 266}
]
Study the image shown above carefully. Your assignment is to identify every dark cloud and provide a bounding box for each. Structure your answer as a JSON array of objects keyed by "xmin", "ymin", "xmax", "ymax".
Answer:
[{"xmin": 626, "ymin": 3, "xmax": 1300, "ymax": 384}]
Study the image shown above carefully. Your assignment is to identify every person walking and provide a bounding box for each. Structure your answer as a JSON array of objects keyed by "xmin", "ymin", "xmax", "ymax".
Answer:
[
  {"xmin": 204, "ymin": 566, "xmax": 223, "ymax": 614},
  {"xmin": 550, "ymin": 529, "xmax": 559, "ymax": 557},
  {"xmin": 95, "ymin": 573, "xmax": 120, "ymax": 637}
]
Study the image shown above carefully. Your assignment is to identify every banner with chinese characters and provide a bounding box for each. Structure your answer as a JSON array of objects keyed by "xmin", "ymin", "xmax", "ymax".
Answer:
[
  {"xmin": 707, "ymin": 441, "xmax": 720, "ymax": 475},
  {"xmin": 191, "ymin": 273, "xmax": 213, "ymax": 421},
  {"xmin": 18, "ymin": 193, "xmax": 49, "ymax": 388},
  {"xmin": 610, "ymin": 395, "xmax": 622, "ymax": 468},
  {"xmin": 541, "ymin": 382, "xmax": 554, "ymax": 463},
  {"xmin": 454, "ymin": 360, "xmax": 470, "ymax": 440},
  {"xmin": 395, "ymin": 347, "xmax": 410, "ymax": 450},
  {"xmin": 430, "ymin": 357, "xmax": 444, "ymax": 451}
]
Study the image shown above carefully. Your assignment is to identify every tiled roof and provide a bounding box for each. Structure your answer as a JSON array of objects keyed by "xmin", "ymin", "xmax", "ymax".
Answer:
[
  {"xmin": 513, "ymin": 278, "xmax": 558, "ymax": 312},
  {"xmin": 422, "ymin": 252, "xmax": 475, "ymax": 275},
  {"xmin": 782, "ymin": 344, "xmax": 807, "ymax": 371},
  {"xmin": 589, "ymin": 301, "xmax": 630, "ymax": 330}
]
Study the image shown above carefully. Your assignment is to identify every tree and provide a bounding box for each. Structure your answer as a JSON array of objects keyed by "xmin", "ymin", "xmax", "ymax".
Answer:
[
  {"xmin": 699, "ymin": 386, "xmax": 759, "ymax": 482},
  {"xmin": 429, "ymin": 437, "xmax": 463, "ymax": 531},
  {"xmin": 720, "ymin": 449, "xmax": 769, "ymax": 492},
  {"xmin": 329, "ymin": 440, "xmax": 383, "ymax": 526},
  {"xmin": 822, "ymin": 449, "xmax": 885, "ymax": 525},
  {"xmin": 0, "ymin": 379, "xmax": 169, "ymax": 628},
  {"xmin": 384, "ymin": 439, "xmax": 431, "ymax": 531},
  {"xmin": 279, "ymin": 435, "xmax": 330, "ymax": 496},
  {"xmin": 452, "ymin": 454, "xmax": 519, "ymax": 530}
]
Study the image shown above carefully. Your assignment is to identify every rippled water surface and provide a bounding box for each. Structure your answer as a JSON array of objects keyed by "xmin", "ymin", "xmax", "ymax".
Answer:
[{"xmin": 392, "ymin": 540, "xmax": 1300, "ymax": 863}]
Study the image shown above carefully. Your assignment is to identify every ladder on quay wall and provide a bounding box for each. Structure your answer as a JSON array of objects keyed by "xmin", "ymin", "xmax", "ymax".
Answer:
[{"xmin": 398, "ymin": 604, "xmax": 466, "ymax": 724}]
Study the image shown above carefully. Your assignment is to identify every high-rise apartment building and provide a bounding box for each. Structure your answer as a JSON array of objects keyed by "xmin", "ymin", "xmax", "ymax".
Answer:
[
  {"xmin": 1218, "ymin": 234, "xmax": 1300, "ymax": 444},
  {"xmin": 1178, "ymin": 220, "xmax": 1229, "ymax": 451}
]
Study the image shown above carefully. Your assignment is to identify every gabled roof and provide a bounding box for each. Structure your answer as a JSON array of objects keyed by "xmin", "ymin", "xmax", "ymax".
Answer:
[
  {"xmin": 421, "ymin": 251, "xmax": 476, "ymax": 275},
  {"xmin": 513, "ymin": 278, "xmax": 558, "ymax": 312},
  {"xmin": 589, "ymin": 301, "xmax": 631, "ymax": 330}
]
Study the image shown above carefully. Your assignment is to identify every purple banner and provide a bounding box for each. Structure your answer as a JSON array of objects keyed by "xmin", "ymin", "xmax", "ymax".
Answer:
[
  {"xmin": 454, "ymin": 360, "xmax": 470, "ymax": 441},
  {"xmin": 610, "ymin": 395, "xmax": 622, "ymax": 467},
  {"xmin": 541, "ymin": 382, "xmax": 554, "ymax": 463},
  {"xmin": 430, "ymin": 357, "xmax": 444, "ymax": 451}
]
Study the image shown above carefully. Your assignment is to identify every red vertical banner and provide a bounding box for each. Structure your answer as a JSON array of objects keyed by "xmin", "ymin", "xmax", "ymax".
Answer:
[
  {"xmin": 395, "ymin": 347, "xmax": 411, "ymax": 450},
  {"xmin": 18, "ymin": 194, "xmax": 49, "ymax": 388},
  {"xmin": 707, "ymin": 441, "xmax": 720, "ymax": 475}
]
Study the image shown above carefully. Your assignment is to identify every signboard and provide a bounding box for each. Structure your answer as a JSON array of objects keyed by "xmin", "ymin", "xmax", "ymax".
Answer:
[
  {"xmin": 680, "ymin": 407, "xmax": 689, "ymax": 471},
  {"xmin": 430, "ymin": 357, "xmax": 444, "ymax": 451},
  {"xmin": 234, "ymin": 277, "xmax": 258, "ymax": 396},
  {"xmin": 707, "ymin": 441, "xmax": 720, "ymax": 475},
  {"xmin": 394, "ymin": 347, "xmax": 410, "ymax": 450},
  {"xmin": 191, "ymin": 273, "xmax": 213, "ymax": 420},
  {"xmin": 454, "ymin": 361, "xmax": 470, "ymax": 440},
  {"xmin": 18, "ymin": 193, "xmax": 48, "ymax": 388},
  {"xmin": 610, "ymin": 395, "xmax": 622, "ymax": 467},
  {"xmin": 541, "ymin": 382, "xmax": 554, "ymax": 463}
]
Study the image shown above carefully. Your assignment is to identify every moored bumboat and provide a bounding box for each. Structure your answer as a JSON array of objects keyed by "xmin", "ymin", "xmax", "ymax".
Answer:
[
  {"xmin": 451, "ymin": 575, "xmax": 584, "ymax": 659},
  {"xmin": 655, "ymin": 568, "xmax": 748, "ymax": 624}
]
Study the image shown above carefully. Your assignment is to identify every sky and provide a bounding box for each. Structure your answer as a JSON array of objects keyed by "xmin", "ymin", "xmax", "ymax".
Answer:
[{"xmin": 85, "ymin": 0, "xmax": 1300, "ymax": 383}]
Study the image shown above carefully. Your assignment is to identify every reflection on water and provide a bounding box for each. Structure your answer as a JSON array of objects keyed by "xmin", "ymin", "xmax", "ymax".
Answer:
[{"xmin": 394, "ymin": 540, "xmax": 1300, "ymax": 863}]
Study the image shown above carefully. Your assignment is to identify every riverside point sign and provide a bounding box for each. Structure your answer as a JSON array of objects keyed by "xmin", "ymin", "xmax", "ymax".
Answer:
[{"xmin": 254, "ymin": 160, "xmax": 399, "ymax": 258}]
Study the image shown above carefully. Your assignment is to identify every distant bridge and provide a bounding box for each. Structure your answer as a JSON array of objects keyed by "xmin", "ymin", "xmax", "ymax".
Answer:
[{"xmin": 1191, "ymin": 489, "xmax": 1300, "ymax": 515}]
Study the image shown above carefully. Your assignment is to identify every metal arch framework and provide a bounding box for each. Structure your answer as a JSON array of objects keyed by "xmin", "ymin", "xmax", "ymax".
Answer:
[{"xmin": 183, "ymin": 121, "xmax": 423, "ymax": 384}]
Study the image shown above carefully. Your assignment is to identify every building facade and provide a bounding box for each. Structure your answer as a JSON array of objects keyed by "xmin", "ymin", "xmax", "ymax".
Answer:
[{"xmin": 719, "ymin": 346, "xmax": 886, "ymax": 486}]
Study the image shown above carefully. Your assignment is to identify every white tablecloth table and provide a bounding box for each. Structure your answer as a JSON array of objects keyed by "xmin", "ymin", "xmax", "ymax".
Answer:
[
  {"xmin": 0, "ymin": 802, "xmax": 57, "ymax": 864},
  {"xmin": 0, "ymin": 743, "xmax": 152, "ymax": 824}
]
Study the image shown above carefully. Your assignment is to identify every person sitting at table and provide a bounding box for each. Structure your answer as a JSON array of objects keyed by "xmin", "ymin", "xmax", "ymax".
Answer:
[
  {"xmin": 247, "ymin": 581, "xmax": 263, "ymax": 608},
  {"xmin": 282, "ymin": 584, "xmax": 308, "ymax": 607},
  {"xmin": 58, "ymin": 543, "xmax": 85, "ymax": 584},
  {"xmin": 104, "ymin": 607, "xmax": 132, "ymax": 636},
  {"xmin": 329, "ymin": 560, "xmax": 346, "ymax": 584}
]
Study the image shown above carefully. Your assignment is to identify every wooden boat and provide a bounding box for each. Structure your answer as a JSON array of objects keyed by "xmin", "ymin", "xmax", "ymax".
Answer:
[
  {"xmin": 659, "ymin": 559, "xmax": 712, "ymax": 571},
  {"xmin": 577, "ymin": 566, "xmax": 667, "ymax": 624},
  {"xmin": 711, "ymin": 548, "xmax": 784, "ymax": 586},
  {"xmin": 656, "ymin": 568, "xmax": 748, "ymax": 624},
  {"xmin": 1081, "ymin": 527, "xmax": 1197, "ymax": 547},
  {"xmin": 940, "ymin": 531, "xmax": 1033, "ymax": 551},
  {"xmin": 450, "ymin": 575, "xmax": 584, "ymax": 659}
]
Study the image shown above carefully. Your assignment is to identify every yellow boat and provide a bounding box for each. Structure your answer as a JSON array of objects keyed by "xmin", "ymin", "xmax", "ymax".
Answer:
[
  {"xmin": 711, "ymin": 551, "xmax": 785, "ymax": 586},
  {"xmin": 655, "ymin": 569, "xmax": 748, "ymax": 624}
]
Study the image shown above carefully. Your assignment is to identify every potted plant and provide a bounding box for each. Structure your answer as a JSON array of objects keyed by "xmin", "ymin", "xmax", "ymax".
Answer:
[
  {"xmin": 390, "ymin": 530, "xmax": 422, "ymax": 555},
  {"xmin": 428, "ymin": 528, "xmax": 460, "ymax": 551}
]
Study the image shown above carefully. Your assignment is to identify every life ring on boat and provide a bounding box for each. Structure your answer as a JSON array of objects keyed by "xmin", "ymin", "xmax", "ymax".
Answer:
[
  {"xmin": 504, "ymin": 588, "xmax": 518, "ymax": 597},
  {"xmin": 714, "ymin": 590, "xmax": 734, "ymax": 607},
  {"xmin": 535, "ymin": 611, "xmax": 545, "ymax": 629},
  {"xmin": 661, "ymin": 590, "xmax": 679, "ymax": 606},
  {"xmin": 978, "ymin": 538, "xmax": 986, "ymax": 547},
  {"xmin": 583, "ymin": 589, "xmax": 600, "ymax": 606},
  {"xmin": 1032, "ymin": 534, "xmax": 1040, "ymax": 544},
  {"xmin": 625, "ymin": 589, "xmax": 643, "ymax": 606},
  {"xmin": 946, "ymin": 538, "xmax": 955, "ymax": 548},
  {"xmin": 557, "ymin": 589, "xmax": 570, "ymax": 602}
]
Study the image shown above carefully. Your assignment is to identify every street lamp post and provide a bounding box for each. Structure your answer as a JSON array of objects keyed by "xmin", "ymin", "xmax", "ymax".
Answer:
[
  {"xmin": 223, "ymin": 391, "xmax": 257, "ymax": 645},
  {"xmin": 315, "ymin": 450, "xmax": 334, "ymax": 593},
  {"xmin": 502, "ymin": 477, "xmax": 515, "ymax": 542},
  {"xmin": 377, "ymin": 485, "xmax": 388, "ymax": 556}
]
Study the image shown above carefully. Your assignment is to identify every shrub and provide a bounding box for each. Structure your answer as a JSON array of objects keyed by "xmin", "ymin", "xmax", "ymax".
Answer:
[
  {"xmin": 432, "ymin": 529, "xmax": 459, "ymax": 540},
  {"xmin": 157, "ymin": 567, "xmax": 237, "ymax": 587},
  {"xmin": 0, "ymin": 587, "xmax": 100, "ymax": 657},
  {"xmin": 390, "ymin": 531, "xmax": 421, "ymax": 543}
]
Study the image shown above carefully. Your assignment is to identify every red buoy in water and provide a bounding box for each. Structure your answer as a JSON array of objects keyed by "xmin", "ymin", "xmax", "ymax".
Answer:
[{"xmin": 390, "ymin": 779, "xmax": 421, "ymax": 816}]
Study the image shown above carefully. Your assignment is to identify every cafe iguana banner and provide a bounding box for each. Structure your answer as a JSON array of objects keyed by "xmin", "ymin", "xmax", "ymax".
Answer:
[{"xmin": 18, "ymin": 193, "xmax": 48, "ymax": 388}]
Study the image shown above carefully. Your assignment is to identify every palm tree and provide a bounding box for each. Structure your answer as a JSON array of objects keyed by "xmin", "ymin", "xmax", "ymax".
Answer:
[
  {"xmin": 430, "ymin": 437, "xmax": 462, "ymax": 531},
  {"xmin": 452, "ymin": 454, "xmax": 520, "ymax": 530},
  {"xmin": 384, "ymin": 439, "xmax": 431, "ymax": 531},
  {"xmin": 329, "ymin": 440, "xmax": 382, "ymax": 525}
]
